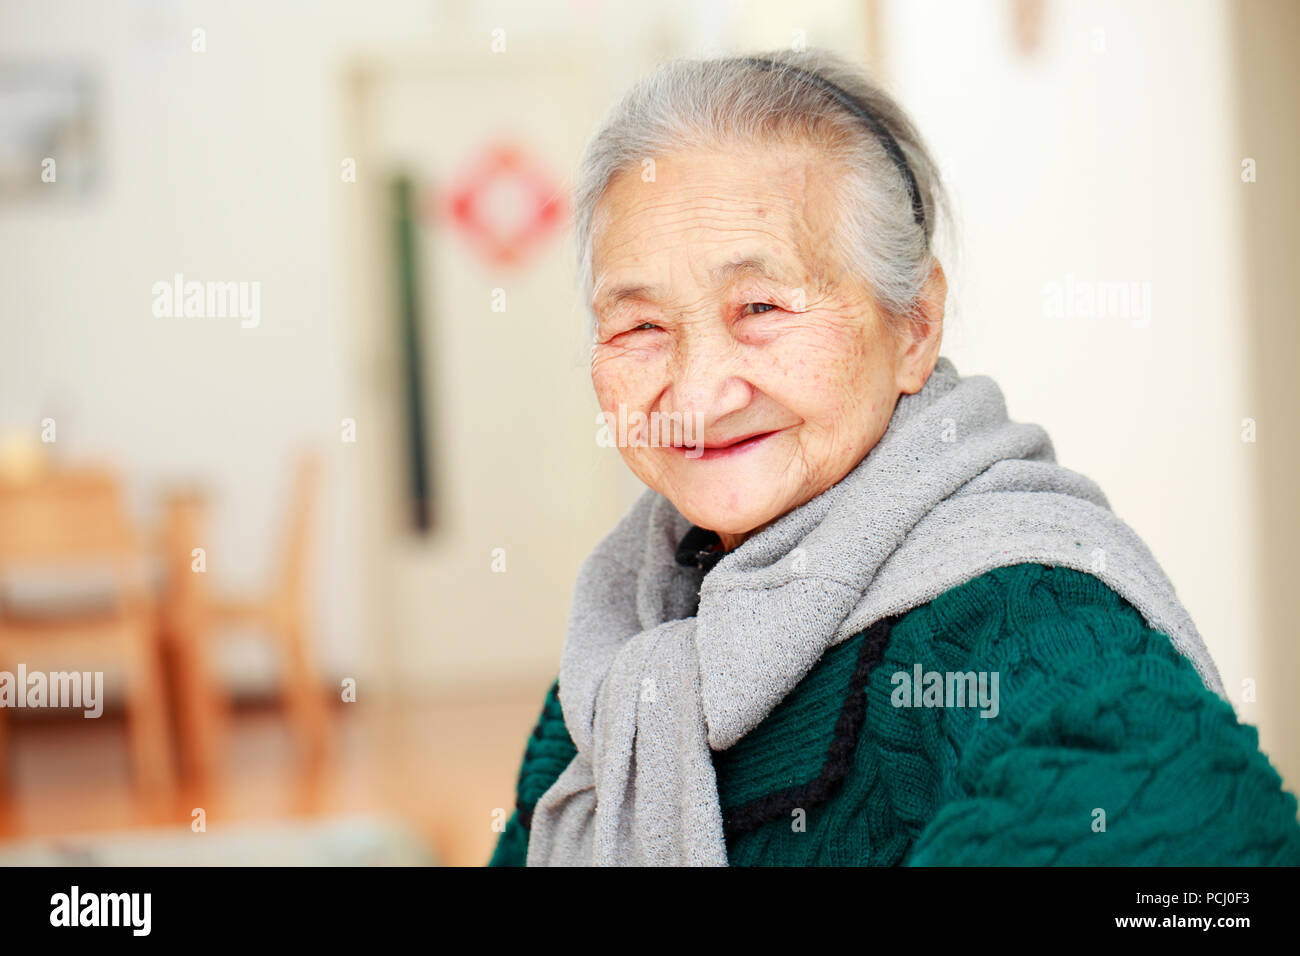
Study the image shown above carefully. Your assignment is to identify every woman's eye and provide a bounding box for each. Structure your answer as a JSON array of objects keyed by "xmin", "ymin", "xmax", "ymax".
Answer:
[{"xmin": 742, "ymin": 303, "xmax": 778, "ymax": 315}]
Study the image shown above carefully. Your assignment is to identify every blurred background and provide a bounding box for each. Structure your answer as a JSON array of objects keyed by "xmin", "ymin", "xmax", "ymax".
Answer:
[{"xmin": 0, "ymin": 0, "xmax": 1295, "ymax": 866}]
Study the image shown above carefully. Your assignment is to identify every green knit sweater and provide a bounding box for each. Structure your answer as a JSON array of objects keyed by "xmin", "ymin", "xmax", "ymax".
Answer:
[{"xmin": 489, "ymin": 563, "xmax": 1300, "ymax": 866}]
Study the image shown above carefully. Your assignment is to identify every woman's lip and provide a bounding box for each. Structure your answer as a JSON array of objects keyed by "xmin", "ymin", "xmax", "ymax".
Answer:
[{"xmin": 673, "ymin": 428, "xmax": 784, "ymax": 460}]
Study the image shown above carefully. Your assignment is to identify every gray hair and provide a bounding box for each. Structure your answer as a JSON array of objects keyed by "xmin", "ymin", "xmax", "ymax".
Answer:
[{"xmin": 573, "ymin": 48, "xmax": 952, "ymax": 339}]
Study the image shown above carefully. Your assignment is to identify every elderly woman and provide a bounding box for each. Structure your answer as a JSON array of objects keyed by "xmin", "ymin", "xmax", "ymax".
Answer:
[{"xmin": 489, "ymin": 50, "xmax": 1300, "ymax": 866}]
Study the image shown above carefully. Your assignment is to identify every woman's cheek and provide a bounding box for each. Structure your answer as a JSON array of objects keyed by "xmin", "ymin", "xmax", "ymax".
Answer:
[
  {"xmin": 591, "ymin": 347, "xmax": 631, "ymax": 396},
  {"xmin": 592, "ymin": 357, "xmax": 660, "ymax": 421},
  {"xmin": 760, "ymin": 329, "xmax": 854, "ymax": 398}
]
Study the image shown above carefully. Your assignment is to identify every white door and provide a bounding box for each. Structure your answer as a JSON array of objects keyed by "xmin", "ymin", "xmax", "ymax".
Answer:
[{"xmin": 342, "ymin": 46, "xmax": 641, "ymax": 694}]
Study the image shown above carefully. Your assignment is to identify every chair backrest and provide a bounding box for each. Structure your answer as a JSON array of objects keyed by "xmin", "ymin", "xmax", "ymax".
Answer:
[{"xmin": 0, "ymin": 468, "xmax": 140, "ymax": 570}]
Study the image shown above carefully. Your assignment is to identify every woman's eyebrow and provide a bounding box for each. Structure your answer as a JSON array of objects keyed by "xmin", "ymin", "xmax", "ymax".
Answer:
[
  {"xmin": 595, "ymin": 282, "xmax": 662, "ymax": 310},
  {"xmin": 593, "ymin": 255, "xmax": 799, "ymax": 310}
]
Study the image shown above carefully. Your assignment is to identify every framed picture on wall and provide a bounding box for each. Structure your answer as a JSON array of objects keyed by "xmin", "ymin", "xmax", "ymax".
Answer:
[{"xmin": 0, "ymin": 64, "xmax": 97, "ymax": 199}]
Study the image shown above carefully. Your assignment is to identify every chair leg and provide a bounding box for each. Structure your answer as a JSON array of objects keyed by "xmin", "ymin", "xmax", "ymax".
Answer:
[
  {"xmin": 0, "ymin": 638, "xmax": 8, "ymax": 792},
  {"xmin": 282, "ymin": 615, "xmax": 328, "ymax": 765},
  {"xmin": 126, "ymin": 631, "xmax": 176, "ymax": 799},
  {"xmin": 0, "ymin": 707, "xmax": 13, "ymax": 841},
  {"xmin": 0, "ymin": 705, "xmax": 8, "ymax": 791},
  {"xmin": 167, "ymin": 625, "xmax": 229, "ymax": 785}
]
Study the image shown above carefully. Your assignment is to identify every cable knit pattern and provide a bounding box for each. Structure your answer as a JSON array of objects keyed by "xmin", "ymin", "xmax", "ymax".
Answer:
[
  {"xmin": 489, "ymin": 681, "xmax": 577, "ymax": 867},
  {"xmin": 489, "ymin": 563, "xmax": 1300, "ymax": 866}
]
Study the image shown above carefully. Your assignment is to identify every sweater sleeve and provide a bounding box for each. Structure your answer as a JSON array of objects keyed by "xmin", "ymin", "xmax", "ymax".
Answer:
[
  {"xmin": 487, "ymin": 679, "xmax": 578, "ymax": 867},
  {"xmin": 904, "ymin": 565, "xmax": 1300, "ymax": 866}
]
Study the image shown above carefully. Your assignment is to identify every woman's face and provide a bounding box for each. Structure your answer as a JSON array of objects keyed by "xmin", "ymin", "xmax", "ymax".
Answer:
[{"xmin": 589, "ymin": 139, "xmax": 944, "ymax": 549}]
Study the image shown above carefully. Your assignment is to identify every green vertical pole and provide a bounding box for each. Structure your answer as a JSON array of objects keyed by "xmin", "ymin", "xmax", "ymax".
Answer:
[{"xmin": 391, "ymin": 174, "xmax": 433, "ymax": 533}]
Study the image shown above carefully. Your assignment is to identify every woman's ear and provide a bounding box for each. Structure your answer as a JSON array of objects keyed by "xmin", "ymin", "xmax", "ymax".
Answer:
[{"xmin": 894, "ymin": 261, "xmax": 947, "ymax": 394}]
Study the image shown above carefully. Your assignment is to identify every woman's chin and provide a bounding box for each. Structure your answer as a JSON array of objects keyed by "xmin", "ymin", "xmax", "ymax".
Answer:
[{"xmin": 672, "ymin": 489, "xmax": 786, "ymax": 543}]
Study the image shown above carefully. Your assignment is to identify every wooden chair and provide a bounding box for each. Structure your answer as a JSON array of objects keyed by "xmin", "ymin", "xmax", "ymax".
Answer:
[
  {"xmin": 160, "ymin": 453, "xmax": 328, "ymax": 782},
  {"xmin": 0, "ymin": 469, "xmax": 174, "ymax": 797}
]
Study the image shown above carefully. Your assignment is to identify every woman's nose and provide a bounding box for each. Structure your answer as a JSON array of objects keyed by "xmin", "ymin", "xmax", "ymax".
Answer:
[{"xmin": 665, "ymin": 334, "xmax": 753, "ymax": 428}]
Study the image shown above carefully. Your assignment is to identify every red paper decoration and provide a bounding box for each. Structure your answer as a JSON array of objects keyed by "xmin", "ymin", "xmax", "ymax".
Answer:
[{"xmin": 439, "ymin": 141, "xmax": 567, "ymax": 269}]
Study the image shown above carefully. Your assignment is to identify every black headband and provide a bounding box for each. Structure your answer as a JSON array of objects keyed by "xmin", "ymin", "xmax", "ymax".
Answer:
[{"xmin": 739, "ymin": 56, "xmax": 927, "ymax": 233}]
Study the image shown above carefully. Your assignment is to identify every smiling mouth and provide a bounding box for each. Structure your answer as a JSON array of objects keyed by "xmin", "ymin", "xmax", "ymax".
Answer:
[{"xmin": 673, "ymin": 429, "xmax": 783, "ymax": 460}]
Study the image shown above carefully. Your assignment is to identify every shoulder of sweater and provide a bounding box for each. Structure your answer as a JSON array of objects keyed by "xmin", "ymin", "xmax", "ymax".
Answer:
[
  {"xmin": 900, "ymin": 561, "xmax": 1148, "ymax": 640},
  {"xmin": 870, "ymin": 561, "xmax": 1221, "ymax": 764},
  {"xmin": 882, "ymin": 561, "xmax": 1193, "ymax": 684},
  {"xmin": 715, "ymin": 562, "xmax": 1193, "ymax": 832}
]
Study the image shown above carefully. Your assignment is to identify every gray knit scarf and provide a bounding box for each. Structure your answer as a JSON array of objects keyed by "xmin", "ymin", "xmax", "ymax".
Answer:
[{"xmin": 526, "ymin": 356, "xmax": 1227, "ymax": 866}]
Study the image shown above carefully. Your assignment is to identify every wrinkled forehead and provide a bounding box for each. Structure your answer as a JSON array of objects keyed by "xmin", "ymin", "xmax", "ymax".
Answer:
[{"xmin": 589, "ymin": 144, "xmax": 847, "ymax": 309}]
